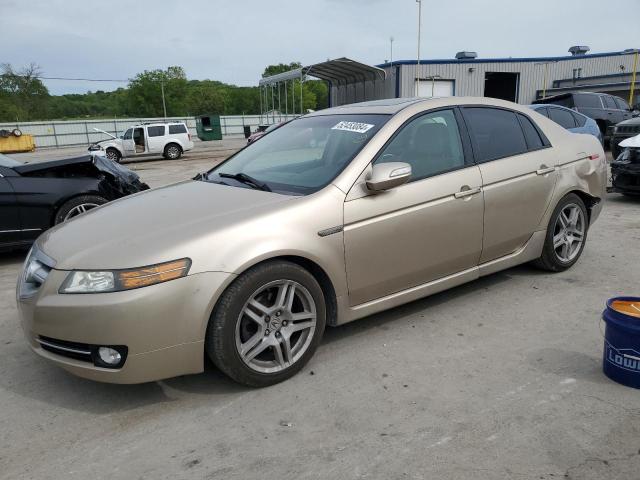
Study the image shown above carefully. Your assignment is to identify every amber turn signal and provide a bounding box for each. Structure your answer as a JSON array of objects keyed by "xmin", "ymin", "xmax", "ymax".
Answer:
[{"xmin": 117, "ymin": 259, "xmax": 191, "ymax": 290}]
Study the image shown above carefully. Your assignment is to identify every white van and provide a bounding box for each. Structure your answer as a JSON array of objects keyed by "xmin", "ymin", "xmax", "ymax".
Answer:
[{"xmin": 89, "ymin": 122, "xmax": 195, "ymax": 162}]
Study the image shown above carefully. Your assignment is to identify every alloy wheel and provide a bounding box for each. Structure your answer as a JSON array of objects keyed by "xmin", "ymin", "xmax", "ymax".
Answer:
[
  {"xmin": 553, "ymin": 203, "xmax": 585, "ymax": 263},
  {"xmin": 167, "ymin": 146, "xmax": 180, "ymax": 159},
  {"xmin": 63, "ymin": 203, "xmax": 100, "ymax": 221},
  {"xmin": 235, "ymin": 280, "xmax": 317, "ymax": 374}
]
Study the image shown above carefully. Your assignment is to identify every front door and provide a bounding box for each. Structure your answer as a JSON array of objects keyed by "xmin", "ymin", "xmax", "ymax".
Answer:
[
  {"xmin": 0, "ymin": 175, "xmax": 21, "ymax": 246},
  {"xmin": 344, "ymin": 108, "xmax": 484, "ymax": 306},
  {"xmin": 461, "ymin": 106, "xmax": 558, "ymax": 263},
  {"xmin": 122, "ymin": 128, "xmax": 135, "ymax": 157}
]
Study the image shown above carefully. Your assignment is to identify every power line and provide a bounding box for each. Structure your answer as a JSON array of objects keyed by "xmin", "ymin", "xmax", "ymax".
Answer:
[{"xmin": 39, "ymin": 76, "xmax": 129, "ymax": 82}]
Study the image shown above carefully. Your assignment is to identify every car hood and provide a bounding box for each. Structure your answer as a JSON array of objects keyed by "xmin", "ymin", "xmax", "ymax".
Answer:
[
  {"xmin": 616, "ymin": 117, "xmax": 640, "ymax": 127},
  {"xmin": 38, "ymin": 180, "xmax": 295, "ymax": 270}
]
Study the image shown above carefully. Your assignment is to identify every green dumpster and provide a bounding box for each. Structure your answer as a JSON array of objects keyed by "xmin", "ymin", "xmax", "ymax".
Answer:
[{"xmin": 195, "ymin": 114, "xmax": 223, "ymax": 141}]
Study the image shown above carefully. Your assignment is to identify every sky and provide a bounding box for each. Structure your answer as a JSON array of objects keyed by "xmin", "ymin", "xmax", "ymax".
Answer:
[{"xmin": 2, "ymin": 0, "xmax": 639, "ymax": 95}]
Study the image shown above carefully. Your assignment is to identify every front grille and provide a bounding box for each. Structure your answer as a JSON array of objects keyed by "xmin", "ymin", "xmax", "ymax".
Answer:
[
  {"xmin": 37, "ymin": 336, "xmax": 93, "ymax": 363},
  {"xmin": 617, "ymin": 125, "xmax": 640, "ymax": 135}
]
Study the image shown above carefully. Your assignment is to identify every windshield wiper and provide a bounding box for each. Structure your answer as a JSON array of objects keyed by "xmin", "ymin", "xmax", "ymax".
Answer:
[{"xmin": 218, "ymin": 172, "xmax": 271, "ymax": 192}]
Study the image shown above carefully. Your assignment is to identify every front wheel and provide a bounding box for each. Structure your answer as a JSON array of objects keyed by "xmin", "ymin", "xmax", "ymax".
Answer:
[
  {"xmin": 105, "ymin": 148, "xmax": 121, "ymax": 163},
  {"xmin": 54, "ymin": 195, "xmax": 107, "ymax": 224},
  {"xmin": 206, "ymin": 261, "xmax": 326, "ymax": 387},
  {"xmin": 532, "ymin": 193, "xmax": 588, "ymax": 272}
]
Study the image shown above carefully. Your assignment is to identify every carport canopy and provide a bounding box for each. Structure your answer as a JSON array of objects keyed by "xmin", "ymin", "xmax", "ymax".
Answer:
[{"xmin": 258, "ymin": 57, "xmax": 386, "ymax": 86}]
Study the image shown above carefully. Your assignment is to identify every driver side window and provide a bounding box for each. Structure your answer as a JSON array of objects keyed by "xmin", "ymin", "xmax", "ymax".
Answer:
[{"xmin": 374, "ymin": 109, "xmax": 465, "ymax": 181}]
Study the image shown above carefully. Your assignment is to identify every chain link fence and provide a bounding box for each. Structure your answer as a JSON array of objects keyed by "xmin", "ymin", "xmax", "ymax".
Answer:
[{"xmin": 0, "ymin": 114, "xmax": 297, "ymax": 149}]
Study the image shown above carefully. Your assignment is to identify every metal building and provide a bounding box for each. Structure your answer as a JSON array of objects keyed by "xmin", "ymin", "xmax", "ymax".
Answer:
[{"xmin": 260, "ymin": 48, "xmax": 639, "ymax": 112}]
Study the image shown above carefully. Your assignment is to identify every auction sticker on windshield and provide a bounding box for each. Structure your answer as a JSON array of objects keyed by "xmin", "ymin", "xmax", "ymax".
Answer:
[{"xmin": 331, "ymin": 121, "xmax": 375, "ymax": 134}]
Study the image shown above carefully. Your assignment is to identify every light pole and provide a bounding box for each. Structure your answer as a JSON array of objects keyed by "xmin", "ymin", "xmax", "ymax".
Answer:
[
  {"xmin": 415, "ymin": 0, "xmax": 422, "ymax": 96},
  {"xmin": 390, "ymin": 36, "xmax": 394, "ymax": 67}
]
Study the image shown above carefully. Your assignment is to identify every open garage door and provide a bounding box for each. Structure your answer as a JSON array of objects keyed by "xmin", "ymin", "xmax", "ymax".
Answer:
[
  {"xmin": 416, "ymin": 79, "xmax": 454, "ymax": 98},
  {"xmin": 484, "ymin": 72, "xmax": 519, "ymax": 102}
]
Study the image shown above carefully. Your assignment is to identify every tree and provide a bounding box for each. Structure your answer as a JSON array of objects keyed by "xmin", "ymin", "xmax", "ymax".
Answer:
[
  {"xmin": 126, "ymin": 66, "xmax": 188, "ymax": 117},
  {"xmin": 0, "ymin": 63, "xmax": 49, "ymax": 121},
  {"xmin": 186, "ymin": 80, "xmax": 228, "ymax": 115}
]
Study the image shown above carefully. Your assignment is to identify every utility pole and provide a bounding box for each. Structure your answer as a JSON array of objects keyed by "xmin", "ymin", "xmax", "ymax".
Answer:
[
  {"xmin": 160, "ymin": 78, "xmax": 167, "ymax": 119},
  {"xmin": 415, "ymin": 0, "xmax": 422, "ymax": 97}
]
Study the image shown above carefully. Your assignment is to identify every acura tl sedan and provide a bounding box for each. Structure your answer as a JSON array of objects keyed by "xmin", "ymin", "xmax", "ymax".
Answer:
[{"xmin": 17, "ymin": 97, "xmax": 606, "ymax": 387}]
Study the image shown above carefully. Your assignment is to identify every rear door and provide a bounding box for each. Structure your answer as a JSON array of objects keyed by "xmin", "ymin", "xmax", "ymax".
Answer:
[
  {"xmin": 462, "ymin": 107, "xmax": 558, "ymax": 263},
  {"xmin": 0, "ymin": 172, "xmax": 21, "ymax": 246},
  {"xmin": 146, "ymin": 125, "xmax": 166, "ymax": 153}
]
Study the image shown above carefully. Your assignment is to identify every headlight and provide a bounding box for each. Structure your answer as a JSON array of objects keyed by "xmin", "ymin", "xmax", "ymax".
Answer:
[{"xmin": 59, "ymin": 258, "xmax": 191, "ymax": 294}]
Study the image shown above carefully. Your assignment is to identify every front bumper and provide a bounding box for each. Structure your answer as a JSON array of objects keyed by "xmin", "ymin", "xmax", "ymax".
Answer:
[
  {"xmin": 610, "ymin": 164, "xmax": 640, "ymax": 195},
  {"xmin": 17, "ymin": 268, "xmax": 235, "ymax": 384}
]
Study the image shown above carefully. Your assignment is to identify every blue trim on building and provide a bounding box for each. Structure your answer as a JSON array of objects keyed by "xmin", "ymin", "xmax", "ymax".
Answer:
[{"xmin": 376, "ymin": 50, "xmax": 634, "ymax": 68}]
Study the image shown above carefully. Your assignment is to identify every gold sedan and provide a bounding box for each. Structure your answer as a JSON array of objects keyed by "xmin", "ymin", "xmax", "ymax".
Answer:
[{"xmin": 17, "ymin": 97, "xmax": 606, "ymax": 386}]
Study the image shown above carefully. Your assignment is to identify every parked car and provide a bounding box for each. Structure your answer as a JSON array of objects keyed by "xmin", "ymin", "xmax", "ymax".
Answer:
[
  {"xmin": 533, "ymin": 92, "xmax": 633, "ymax": 142},
  {"xmin": 247, "ymin": 121, "xmax": 287, "ymax": 144},
  {"xmin": 17, "ymin": 97, "xmax": 605, "ymax": 387},
  {"xmin": 610, "ymin": 117, "xmax": 640, "ymax": 158},
  {"xmin": 529, "ymin": 104, "xmax": 602, "ymax": 143},
  {"xmin": 610, "ymin": 134, "xmax": 640, "ymax": 196},
  {"xmin": 88, "ymin": 122, "xmax": 194, "ymax": 162},
  {"xmin": 0, "ymin": 153, "xmax": 149, "ymax": 251}
]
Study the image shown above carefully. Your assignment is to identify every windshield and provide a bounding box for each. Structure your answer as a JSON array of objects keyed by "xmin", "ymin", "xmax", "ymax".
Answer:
[
  {"xmin": 0, "ymin": 152, "xmax": 23, "ymax": 167},
  {"xmin": 207, "ymin": 114, "xmax": 389, "ymax": 195}
]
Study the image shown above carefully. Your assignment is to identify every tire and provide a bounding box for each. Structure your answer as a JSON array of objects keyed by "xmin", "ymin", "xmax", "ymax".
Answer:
[
  {"xmin": 163, "ymin": 143, "xmax": 182, "ymax": 160},
  {"xmin": 532, "ymin": 193, "xmax": 588, "ymax": 272},
  {"xmin": 11, "ymin": 128, "xmax": 22, "ymax": 137},
  {"xmin": 0, "ymin": 129, "xmax": 9, "ymax": 138},
  {"xmin": 105, "ymin": 148, "xmax": 121, "ymax": 163},
  {"xmin": 54, "ymin": 195, "xmax": 108, "ymax": 224},
  {"xmin": 206, "ymin": 260, "xmax": 326, "ymax": 387}
]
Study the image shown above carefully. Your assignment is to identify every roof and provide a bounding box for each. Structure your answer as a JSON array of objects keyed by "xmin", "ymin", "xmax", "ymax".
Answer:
[
  {"xmin": 259, "ymin": 57, "xmax": 386, "ymax": 86},
  {"xmin": 305, "ymin": 97, "xmax": 425, "ymax": 116},
  {"xmin": 377, "ymin": 49, "xmax": 638, "ymax": 68}
]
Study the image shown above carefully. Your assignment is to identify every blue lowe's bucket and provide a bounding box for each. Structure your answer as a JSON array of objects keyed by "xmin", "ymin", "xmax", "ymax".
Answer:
[{"xmin": 602, "ymin": 297, "xmax": 640, "ymax": 389}]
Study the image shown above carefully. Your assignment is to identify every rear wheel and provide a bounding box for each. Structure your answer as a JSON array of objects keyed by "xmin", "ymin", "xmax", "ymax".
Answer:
[
  {"xmin": 206, "ymin": 261, "xmax": 326, "ymax": 387},
  {"xmin": 54, "ymin": 195, "xmax": 107, "ymax": 224},
  {"xmin": 163, "ymin": 143, "xmax": 182, "ymax": 160},
  {"xmin": 533, "ymin": 193, "xmax": 588, "ymax": 272}
]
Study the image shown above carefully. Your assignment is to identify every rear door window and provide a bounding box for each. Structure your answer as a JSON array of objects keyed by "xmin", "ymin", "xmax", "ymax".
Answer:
[
  {"xmin": 517, "ymin": 114, "xmax": 544, "ymax": 150},
  {"xmin": 603, "ymin": 95, "xmax": 617, "ymax": 109},
  {"xmin": 533, "ymin": 106, "xmax": 549, "ymax": 118},
  {"xmin": 463, "ymin": 107, "xmax": 528, "ymax": 162},
  {"xmin": 147, "ymin": 126, "xmax": 165, "ymax": 137},
  {"xmin": 548, "ymin": 107, "xmax": 577, "ymax": 129},
  {"xmin": 574, "ymin": 94, "xmax": 603, "ymax": 109}
]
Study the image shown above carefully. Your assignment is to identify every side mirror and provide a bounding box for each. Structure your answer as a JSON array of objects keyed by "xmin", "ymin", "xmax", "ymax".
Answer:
[
  {"xmin": 366, "ymin": 162, "xmax": 412, "ymax": 192},
  {"xmin": 632, "ymin": 110, "xmax": 640, "ymax": 118}
]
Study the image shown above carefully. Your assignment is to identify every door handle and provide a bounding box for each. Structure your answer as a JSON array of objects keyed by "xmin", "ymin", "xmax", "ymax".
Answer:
[
  {"xmin": 454, "ymin": 186, "xmax": 481, "ymax": 199},
  {"xmin": 536, "ymin": 165, "xmax": 555, "ymax": 175}
]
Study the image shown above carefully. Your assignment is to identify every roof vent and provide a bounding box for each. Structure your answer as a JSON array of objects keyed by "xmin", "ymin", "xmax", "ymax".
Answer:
[
  {"xmin": 455, "ymin": 51, "xmax": 477, "ymax": 60},
  {"xmin": 568, "ymin": 46, "xmax": 590, "ymax": 56}
]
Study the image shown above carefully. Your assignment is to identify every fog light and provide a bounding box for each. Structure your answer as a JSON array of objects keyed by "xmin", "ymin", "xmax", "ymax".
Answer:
[{"xmin": 98, "ymin": 347, "xmax": 122, "ymax": 366}]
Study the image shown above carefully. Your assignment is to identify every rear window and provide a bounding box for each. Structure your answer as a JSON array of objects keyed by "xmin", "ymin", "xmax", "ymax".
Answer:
[
  {"xmin": 533, "ymin": 106, "xmax": 549, "ymax": 118},
  {"xmin": 147, "ymin": 126, "xmax": 165, "ymax": 137},
  {"xmin": 574, "ymin": 94, "xmax": 603, "ymax": 109},
  {"xmin": 463, "ymin": 107, "xmax": 528, "ymax": 162},
  {"xmin": 169, "ymin": 124, "xmax": 188, "ymax": 134},
  {"xmin": 548, "ymin": 107, "xmax": 577, "ymax": 129},
  {"xmin": 541, "ymin": 96, "xmax": 573, "ymax": 108}
]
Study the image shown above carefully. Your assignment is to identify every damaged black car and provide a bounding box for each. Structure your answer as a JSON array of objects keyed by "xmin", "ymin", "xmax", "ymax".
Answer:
[
  {"xmin": 610, "ymin": 136, "xmax": 640, "ymax": 197},
  {"xmin": 0, "ymin": 153, "xmax": 149, "ymax": 251}
]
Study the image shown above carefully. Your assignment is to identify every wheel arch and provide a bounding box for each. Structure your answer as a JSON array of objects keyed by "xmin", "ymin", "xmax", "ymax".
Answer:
[
  {"xmin": 164, "ymin": 141, "xmax": 183, "ymax": 152},
  {"xmin": 564, "ymin": 189, "xmax": 600, "ymax": 224},
  {"xmin": 208, "ymin": 254, "xmax": 339, "ymax": 328}
]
